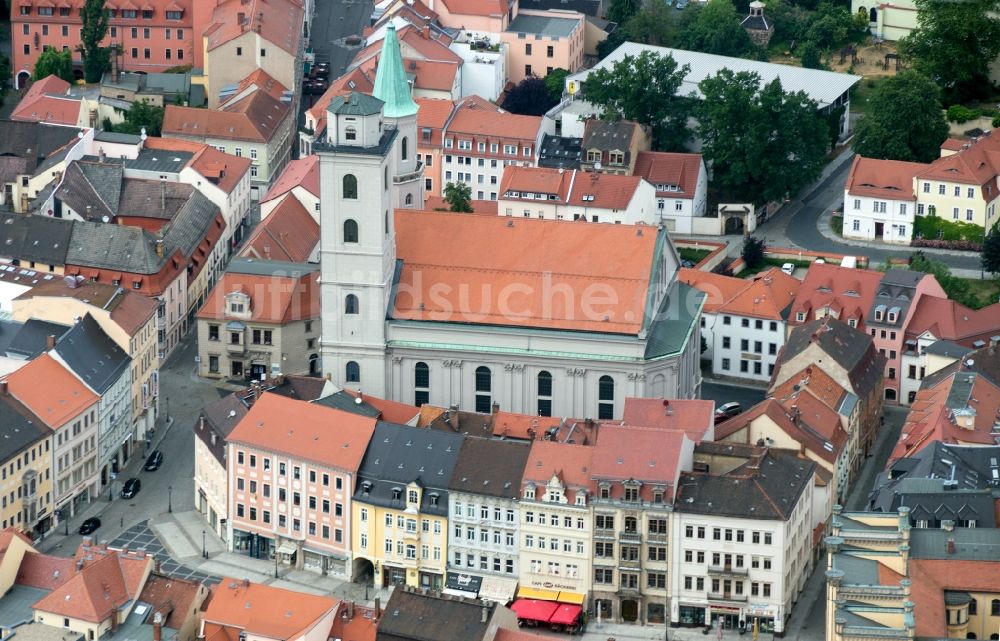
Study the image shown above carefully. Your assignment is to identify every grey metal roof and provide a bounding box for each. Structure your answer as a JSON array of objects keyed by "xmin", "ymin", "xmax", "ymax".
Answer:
[
  {"xmin": 226, "ymin": 258, "xmax": 319, "ymax": 277},
  {"xmin": 567, "ymin": 42, "xmax": 861, "ymax": 108},
  {"xmin": 644, "ymin": 280, "xmax": 703, "ymax": 359},
  {"xmin": 0, "ymin": 321, "xmax": 23, "ymax": 357},
  {"xmin": 908, "ymin": 526, "xmax": 1000, "ymax": 561},
  {"xmin": 327, "ymin": 91, "xmax": 384, "ymax": 116},
  {"xmin": 312, "ymin": 390, "xmax": 382, "ymax": 417},
  {"xmin": 537, "ymin": 134, "xmax": 581, "ymax": 169},
  {"xmin": 94, "ymin": 131, "xmax": 142, "ymax": 144},
  {"xmin": 832, "ymin": 553, "xmax": 880, "ymax": 585},
  {"xmin": 506, "ymin": 13, "xmax": 580, "ymax": 37},
  {"xmin": 922, "ymin": 340, "xmax": 974, "ymax": 359},
  {"xmin": 314, "ymin": 128, "xmax": 398, "ymax": 157},
  {"xmin": 0, "ymin": 213, "xmax": 73, "ymax": 264},
  {"xmin": 354, "ymin": 421, "xmax": 464, "ymax": 516},
  {"xmin": 125, "ymin": 149, "xmax": 194, "ymax": 174},
  {"xmin": 6, "ymin": 319, "xmax": 69, "ymax": 360},
  {"xmin": 53, "ymin": 314, "xmax": 131, "ymax": 394}
]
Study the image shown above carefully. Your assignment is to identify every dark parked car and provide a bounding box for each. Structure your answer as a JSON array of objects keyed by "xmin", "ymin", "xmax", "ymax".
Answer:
[
  {"xmin": 714, "ymin": 402, "xmax": 743, "ymax": 424},
  {"xmin": 78, "ymin": 517, "xmax": 101, "ymax": 535},
  {"xmin": 144, "ymin": 450, "xmax": 163, "ymax": 471},
  {"xmin": 121, "ymin": 478, "xmax": 141, "ymax": 499}
]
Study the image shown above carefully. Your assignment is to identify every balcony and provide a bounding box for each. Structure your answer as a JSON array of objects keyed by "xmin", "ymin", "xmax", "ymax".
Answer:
[
  {"xmin": 708, "ymin": 565, "xmax": 749, "ymax": 576},
  {"xmin": 708, "ymin": 592, "xmax": 748, "ymax": 603},
  {"xmin": 647, "ymin": 532, "xmax": 668, "ymax": 544},
  {"xmin": 616, "ymin": 586, "xmax": 642, "ymax": 597},
  {"xmin": 619, "ymin": 530, "xmax": 642, "ymax": 543},
  {"xmin": 594, "ymin": 528, "xmax": 615, "ymax": 540},
  {"xmin": 620, "ymin": 557, "xmax": 642, "ymax": 570},
  {"xmin": 226, "ymin": 342, "xmax": 245, "ymax": 355}
]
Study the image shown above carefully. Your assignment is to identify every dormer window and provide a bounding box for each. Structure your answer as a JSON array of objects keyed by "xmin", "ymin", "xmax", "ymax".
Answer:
[
  {"xmin": 874, "ymin": 304, "xmax": 886, "ymax": 321},
  {"xmin": 609, "ymin": 151, "xmax": 624, "ymax": 165},
  {"xmin": 429, "ymin": 492, "xmax": 439, "ymax": 506},
  {"xmin": 407, "ymin": 489, "xmax": 418, "ymax": 504},
  {"xmin": 587, "ymin": 150, "xmax": 600, "ymax": 163},
  {"xmin": 524, "ymin": 487, "xmax": 535, "ymax": 500},
  {"xmin": 599, "ymin": 482, "xmax": 611, "ymax": 499},
  {"xmin": 392, "ymin": 487, "xmax": 402, "ymax": 501},
  {"xmin": 362, "ymin": 481, "xmax": 372, "ymax": 494},
  {"xmin": 624, "ymin": 483, "xmax": 640, "ymax": 502}
]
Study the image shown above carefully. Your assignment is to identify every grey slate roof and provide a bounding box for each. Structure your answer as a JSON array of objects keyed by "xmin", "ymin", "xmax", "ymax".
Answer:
[
  {"xmin": 908, "ymin": 526, "xmax": 1000, "ymax": 561},
  {"xmin": 327, "ymin": 91, "xmax": 384, "ymax": 116},
  {"xmin": 0, "ymin": 213, "xmax": 74, "ymax": 265},
  {"xmin": 922, "ymin": 340, "xmax": 974, "ymax": 359},
  {"xmin": 448, "ymin": 437, "xmax": 530, "ymax": 499},
  {"xmin": 780, "ymin": 317, "xmax": 885, "ymax": 397},
  {"xmin": 0, "ymin": 120, "xmax": 82, "ymax": 181},
  {"xmin": 866, "ymin": 269, "xmax": 923, "ymax": 328},
  {"xmin": 583, "ymin": 119, "xmax": 643, "ymax": 156},
  {"xmin": 832, "ymin": 553, "xmax": 880, "ymax": 585},
  {"xmin": 55, "ymin": 160, "xmax": 123, "ymax": 221},
  {"xmin": 6, "ymin": 319, "xmax": 69, "ymax": 360},
  {"xmin": 377, "ymin": 588, "xmax": 499, "ymax": 641},
  {"xmin": 94, "ymin": 131, "xmax": 142, "ymax": 145},
  {"xmin": 197, "ymin": 393, "xmax": 250, "ymax": 465},
  {"xmin": 537, "ymin": 134, "xmax": 581, "ymax": 170},
  {"xmin": 53, "ymin": 314, "xmax": 131, "ymax": 394},
  {"xmin": 0, "ymin": 321, "xmax": 23, "ymax": 357},
  {"xmin": 354, "ymin": 421, "xmax": 464, "ymax": 516},
  {"xmin": 675, "ymin": 446, "xmax": 815, "ymax": 520},
  {"xmin": 313, "ymin": 390, "xmax": 382, "ymax": 417},
  {"xmin": 0, "ymin": 393, "xmax": 50, "ymax": 464},
  {"xmin": 226, "ymin": 258, "xmax": 319, "ymax": 278}
]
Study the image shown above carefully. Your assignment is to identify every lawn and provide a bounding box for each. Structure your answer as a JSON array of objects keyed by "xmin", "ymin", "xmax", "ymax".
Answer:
[
  {"xmin": 849, "ymin": 77, "xmax": 889, "ymax": 117},
  {"xmin": 962, "ymin": 277, "xmax": 1000, "ymax": 309},
  {"xmin": 678, "ymin": 247, "xmax": 712, "ymax": 265}
]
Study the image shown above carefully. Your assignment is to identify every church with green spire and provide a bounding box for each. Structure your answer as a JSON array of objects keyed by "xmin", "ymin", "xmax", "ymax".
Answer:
[{"xmin": 372, "ymin": 23, "xmax": 419, "ymax": 120}]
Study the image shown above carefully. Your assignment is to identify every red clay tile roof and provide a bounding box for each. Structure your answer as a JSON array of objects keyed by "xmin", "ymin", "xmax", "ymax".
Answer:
[
  {"xmin": 163, "ymin": 90, "xmax": 291, "ymax": 143},
  {"xmin": 916, "ymin": 132, "xmax": 1000, "ymax": 193},
  {"xmin": 717, "ymin": 268, "xmax": 800, "ymax": 321},
  {"xmin": 205, "ymin": 0, "xmax": 304, "ymax": 56},
  {"xmin": 16, "ymin": 280, "xmax": 157, "ymax": 337},
  {"xmin": 223, "ymin": 69, "xmax": 288, "ymax": 106},
  {"xmin": 788, "ymin": 263, "xmax": 884, "ymax": 329},
  {"xmin": 591, "ymin": 425, "xmax": 688, "ymax": 500},
  {"xmin": 354, "ymin": 23, "xmax": 459, "ymax": 66},
  {"xmin": 618, "ymin": 397, "xmax": 715, "ymax": 442},
  {"xmin": 392, "ymin": 210, "xmax": 659, "ymax": 334},
  {"xmin": 523, "ymin": 440, "xmax": 593, "ymax": 503},
  {"xmin": 716, "ymin": 398, "xmax": 847, "ymax": 465},
  {"xmin": 422, "ymin": 195, "xmax": 498, "ymax": 214},
  {"xmin": 633, "ymin": 151, "xmax": 703, "ymax": 198},
  {"xmin": 16, "ymin": 552, "xmax": 75, "ymax": 590},
  {"xmin": 846, "ymin": 155, "xmax": 923, "ymax": 200},
  {"xmin": 261, "ymin": 156, "xmax": 319, "ymax": 203},
  {"xmin": 356, "ymin": 55, "xmax": 459, "ymax": 92},
  {"xmin": 5, "ymin": 354, "xmax": 98, "ymax": 429},
  {"xmin": 492, "ymin": 411, "xmax": 562, "ymax": 439},
  {"xmin": 138, "ymin": 574, "xmax": 204, "ymax": 630},
  {"xmin": 499, "ymin": 166, "xmax": 643, "ymax": 211},
  {"xmin": 196, "ymin": 268, "xmax": 319, "ymax": 324},
  {"xmin": 11, "ymin": 76, "xmax": 80, "ymax": 126},
  {"xmin": 226, "ymin": 393, "xmax": 377, "ymax": 472},
  {"xmin": 32, "ymin": 551, "xmax": 152, "ymax": 623},
  {"xmin": 908, "ymin": 559, "xmax": 1000, "ymax": 637},
  {"xmin": 416, "ymin": 97, "xmax": 455, "ymax": 131},
  {"xmin": 439, "ymin": 0, "xmax": 509, "ymax": 17},
  {"xmin": 203, "ymin": 578, "xmax": 337, "ymax": 637},
  {"xmin": 329, "ymin": 602, "xmax": 377, "ymax": 641},
  {"xmin": 940, "ymin": 138, "xmax": 965, "ymax": 153},
  {"xmin": 143, "ymin": 138, "xmax": 251, "ymax": 195},
  {"xmin": 770, "ymin": 365, "xmax": 847, "ymax": 414},
  {"xmin": 239, "ymin": 197, "xmax": 318, "ymax": 262},
  {"xmin": 447, "ymin": 95, "xmax": 542, "ymax": 142},
  {"xmin": 677, "ymin": 268, "xmax": 750, "ymax": 314},
  {"xmin": 904, "ymin": 296, "xmax": 1000, "ymax": 344},
  {"xmin": 342, "ymin": 389, "xmax": 420, "ymax": 424}
]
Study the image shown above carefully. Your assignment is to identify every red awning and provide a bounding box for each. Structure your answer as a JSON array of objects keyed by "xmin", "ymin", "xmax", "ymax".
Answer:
[
  {"xmin": 510, "ymin": 599, "xmax": 558, "ymax": 624},
  {"xmin": 548, "ymin": 604, "xmax": 582, "ymax": 626}
]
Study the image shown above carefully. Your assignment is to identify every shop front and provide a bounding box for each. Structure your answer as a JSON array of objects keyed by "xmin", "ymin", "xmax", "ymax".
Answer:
[
  {"xmin": 677, "ymin": 604, "xmax": 707, "ymax": 627},
  {"xmin": 444, "ymin": 572, "xmax": 482, "ymax": 599},
  {"xmin": 383, "ymin": 564, "xmax": 407, "ymax": 587},
  {"xmin": 479, "ymin": 576, "xmax": 519, "ymax": 605},
  {"xmin": 512, "ymin": 588, "xmax": 587, "ymax": 634},
  {"xmin": 744, "ymin": 603, "xmax": 780, "ymax": 634},
  {"xmin": 418, "ymin": 570, "xmax": 443, "ymax": 590},
  {"xmin": 710, "ymin": 605, "xmax": 743, "ymax": 630},
  {"xmin": 232, "ymin": 529, "xmax": 273, "ymax": 559}
]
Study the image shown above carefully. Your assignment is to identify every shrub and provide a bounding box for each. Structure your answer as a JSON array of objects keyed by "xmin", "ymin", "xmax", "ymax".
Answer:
[
  {"xmin": 911, "ymin": 238, "xmax": 983, "ymax": 251},
  {"xmin": 993, "ymin": 115, "xmax": 1000, "ymax": 128},
  {"xmin": 947, "ymin": 104, "xmax": 980, "ymax": 123},
  {"xmin": 914, "ymin": 214, "xmax": 983, "ymax": 243}
]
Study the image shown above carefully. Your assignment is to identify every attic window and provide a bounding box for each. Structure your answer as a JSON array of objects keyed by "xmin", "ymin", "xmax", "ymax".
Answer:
[
  {"xmin": 391, "ymin": 487, "xmax": 402, "ymax": 500},
  {"xmin": 429, "ymin": 492, "xmax": 439, "ymax": 506}
]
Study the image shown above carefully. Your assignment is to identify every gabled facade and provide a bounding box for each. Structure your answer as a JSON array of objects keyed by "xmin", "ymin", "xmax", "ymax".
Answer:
[
  {"xmin": 579, "ymin": 119, "xmax": 650, "ymax": 175},
  {"xmin": 634, "ymin": 151, "xmax": 708, "ymax": 233}
]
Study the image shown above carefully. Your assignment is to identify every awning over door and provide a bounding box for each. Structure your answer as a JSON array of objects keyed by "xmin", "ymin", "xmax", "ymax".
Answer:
[{"xmin": 479, "ymin": 576, "xmax": 518, "ymax": 603}]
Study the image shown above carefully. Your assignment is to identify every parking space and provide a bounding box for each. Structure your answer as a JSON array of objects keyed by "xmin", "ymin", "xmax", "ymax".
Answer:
[{"xmin": 109, "ymin": 521, "xmax": 219, "ymax": 585}]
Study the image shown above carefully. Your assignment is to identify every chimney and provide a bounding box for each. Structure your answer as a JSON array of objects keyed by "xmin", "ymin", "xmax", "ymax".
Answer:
[
  {"xmin": 422, "ymin": 25, "xmax": 430, "ymax": 39},
  {"xmin": 946, "ymin": 538, "xmax": 955, "ymax": 555},
  {"xmin": 0, "ymin": 381, "xmax": 7, "ymax": 396},
  {"xmin": 481, "ymin": 605, "xmax": 489, "ymax": 623},
  {"xmin": 160, "ymin": 181, "xmax": 166, "ymax": 212},
  {"xmin": 491, "ymin": 401, "xmax": 500, "ymax": 416},
  {"xmin": 347, "ymin": 601, "xmax": 354, "ymax": 619},
  {"xmin": 374, "ymin": 597, "xmax": 381, "ymax": 620},
  {"xmin": 155, "ymin": 239, "xmax": 165, "ymax": 258},
  {"xmin": 153, "ymin": 613, "xmax": 163, "ymax": 641}
]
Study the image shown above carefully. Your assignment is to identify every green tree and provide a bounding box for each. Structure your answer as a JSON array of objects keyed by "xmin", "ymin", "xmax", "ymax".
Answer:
[
  {"xmin": 501, "ymin": 76, "xmax": 558, "ymax": 116},
  {"xmin": 983, "ymin": 229, "xmax": 1000, "ymax": 276},
  {"xmin": 681, "ymin": 0, "xmax": 761, "ymax": 59},
  {"xmin": 105, "ymin": 101, "xmax": 165, "ymax": 136},
  {"xmin": 697, "ymin": 70, "xmax": 829, "ymax": 204},
  {"xmin": 899, "ymin": 0, "xmax": 1000, "ymax": 103},
  {"xmin": 852, "ymin": 71, "xmax": 949, "ymax": 163},
  {"xmin": 804, "ymin": 2, "xmax": 867, "ymax": 49},
  {"xmin": 544, "ymin": 68, "xmax": 569, "ymax": 103},
  {"xmin": 619, "ymin": 1, "xmax": 682, "ymax": 48},
  {"xmin": 582, "ymin": 50, "xmax": 692, "ymax": 151},
  {"xmin": 799, "ymin": 41, "xmax": 823, "ymax": 69},
  {"xmin": 606, "ymin": 0, "xmax": 641, "ymax": 26},
  {"xmin": 767, "ymin": 0, "xmax": 812, "ymax": 44},
  {"xmin": 908, "ymin": 253, "xmax": 978, "ymax": 308},
  {"xmin": 444, "ymin": 181, "xmax": 473, "ymax": 213},
  {"xmin": 33, "ymin": 49, "xmax": 74, "ymax": 83},
  {"xmin": 80, "ymin": 0, "xmax": 110, "ymax": 82},
  {"xmin": 742, "ymin": 236, "xmax": 766, "ymax": 269}
]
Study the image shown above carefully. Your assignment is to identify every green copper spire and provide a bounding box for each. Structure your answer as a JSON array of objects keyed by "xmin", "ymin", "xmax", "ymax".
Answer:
[{"xmin": 373, "ymin": 23, "xmax": 419, "ymax": 119}]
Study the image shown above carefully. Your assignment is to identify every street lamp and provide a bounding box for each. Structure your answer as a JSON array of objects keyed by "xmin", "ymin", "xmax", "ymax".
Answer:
[
  {"xmin": 168, "ymin": 485, "xmax": 172, "ymax": 513},
  {"xmin": 202, "ymin": 530, "xmax": 208, "ymax": 559},
  {"xmin": 274, "ymin": 539, "xmax": 279, "ymax": 578}
]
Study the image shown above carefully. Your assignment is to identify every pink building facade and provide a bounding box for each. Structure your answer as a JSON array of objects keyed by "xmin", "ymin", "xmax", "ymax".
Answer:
[{"xmin": 501, "ymin": 9, "xmax": 584, "ymax": 83}]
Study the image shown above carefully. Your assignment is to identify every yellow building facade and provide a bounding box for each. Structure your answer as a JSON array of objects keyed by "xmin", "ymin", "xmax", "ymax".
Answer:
[{"xmin": 0, "ymin": 398, "xmax": 55, "ymax": 537}]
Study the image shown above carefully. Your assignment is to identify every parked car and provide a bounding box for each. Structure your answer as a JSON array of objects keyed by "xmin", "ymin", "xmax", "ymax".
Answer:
[
  {"xmin": 714, "ymin": 402, "xmax": 742, "ymax": 424},
  {"xmin": 781, "ymin": 263, "xmax": 795, "ymax": 276},
  {"xmin": 144, "ymin": 450, "xmax": 163, "ymax": 471},
  {"xmin": 78, "ymin": 517, "xmax": 101, "ymax": 535},
  {"xmin": 121, "ymin": 478, "xmax": 141, "ymax": 499}
]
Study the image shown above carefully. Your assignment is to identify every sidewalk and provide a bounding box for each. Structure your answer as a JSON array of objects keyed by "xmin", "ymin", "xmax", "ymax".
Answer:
[{"xmin": 149, "ymin": 509, "xmax": 394, "ymax": 603}]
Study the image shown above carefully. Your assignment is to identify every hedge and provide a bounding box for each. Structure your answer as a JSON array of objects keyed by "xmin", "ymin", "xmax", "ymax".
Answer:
[{"xmin": 913, "ymin": 214, "xmax": 984, "ymax": 243}]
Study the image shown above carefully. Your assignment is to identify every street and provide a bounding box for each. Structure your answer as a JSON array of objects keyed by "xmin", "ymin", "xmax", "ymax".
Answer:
[
  {"xmin": 700, "ymin": 379, "xmax": 766, "ymax": 411},
  {"xmin": 300, "ymin": 0, "xmax": 373, "ymax": 116}
]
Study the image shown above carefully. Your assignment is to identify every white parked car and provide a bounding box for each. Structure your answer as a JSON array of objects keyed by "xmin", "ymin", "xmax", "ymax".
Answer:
[{"xmin": 781, "ymin": 263, "xmax": 795, "ymax": 275}]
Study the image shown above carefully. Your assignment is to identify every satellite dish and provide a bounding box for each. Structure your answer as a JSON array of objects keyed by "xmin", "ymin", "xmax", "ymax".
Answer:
[
  {"xmin": 355, "ymin": 396, "xmax": 363, "ymax": 405},
  {"xmin": 594, "ymin": 161, "xmax": 602, "ymax": 171},
  {"xmin": 101, "ymin": 215, "xmax": 110, "ymax": 223}
]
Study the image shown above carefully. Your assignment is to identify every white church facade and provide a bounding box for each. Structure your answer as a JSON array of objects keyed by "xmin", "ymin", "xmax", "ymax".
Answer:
[{"xmin": 316, "ymin": 24, "xmax": 705, "ymax": 420}]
